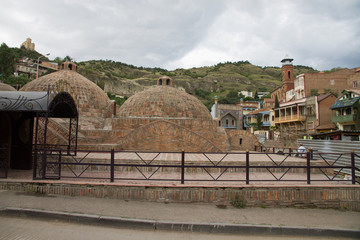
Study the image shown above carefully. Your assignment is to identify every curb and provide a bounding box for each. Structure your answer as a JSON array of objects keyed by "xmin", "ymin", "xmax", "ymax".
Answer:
[{"xmin": 0, "ymin": 207, "xmax": 359, "ymax": 238}]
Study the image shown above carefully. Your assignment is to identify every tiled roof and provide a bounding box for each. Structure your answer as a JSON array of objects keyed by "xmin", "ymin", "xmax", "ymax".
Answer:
[
  {"xmin": 330, "ymin": 97, "xmax": 360, "ymax": 109},
  {"xmin": 316, "ymin": 123, "xmax": 336, "ymax": 130},
  {"xmin": 317, "ymin": 93, "xmax": 333, "ymax": 102},
  {"xmin": 245, "ymin": 108, "xmax": 271, "ymax": 116}
]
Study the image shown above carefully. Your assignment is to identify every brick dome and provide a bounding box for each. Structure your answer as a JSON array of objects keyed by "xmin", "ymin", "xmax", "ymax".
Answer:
[
  {"xmin": 119, "ymin": 84, "xmax": 212, "ymax": 120},
  {"xmin": 0, "ymin": 82, "xmax": 16, "ymax": 91},
  {"xmin": 20, "ymin": 69, "xmax": 110, "ymax": 118}
]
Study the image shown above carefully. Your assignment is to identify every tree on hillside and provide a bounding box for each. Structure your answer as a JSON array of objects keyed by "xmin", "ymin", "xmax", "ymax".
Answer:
[
  {"xmin": 218, "ymin": 90, "xmax": 240, "ymax": 104},
  {"xmin": 256, "ymin": 113, "xmax": 263, "ymax": 130},
  {"xmin": 0, "ymin": 43, "xmax": 16, "ymax": 78},
  {"xmin": 254, "ymin": 90, "xmax": 259, "ymax": 100}
]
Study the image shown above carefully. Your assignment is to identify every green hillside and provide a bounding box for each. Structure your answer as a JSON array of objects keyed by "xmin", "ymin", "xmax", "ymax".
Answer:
[{"xmin": 77, "ymin": 60, "xmax": 318, "ymax": 108}]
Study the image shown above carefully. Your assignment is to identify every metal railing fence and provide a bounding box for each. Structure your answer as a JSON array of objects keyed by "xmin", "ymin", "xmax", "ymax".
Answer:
[{"xmin": 32, "ymin": 148, "xmax": 360, "ymax": 185}]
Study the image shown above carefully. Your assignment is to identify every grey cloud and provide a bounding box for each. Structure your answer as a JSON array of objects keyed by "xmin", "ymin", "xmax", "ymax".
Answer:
[{"xmin": 1, "ymin": 0, "xmax": 359, "ymax": 70}]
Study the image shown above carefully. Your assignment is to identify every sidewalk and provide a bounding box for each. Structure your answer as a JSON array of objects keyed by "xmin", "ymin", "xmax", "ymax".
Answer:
[{"xmin": 0, "ymin": 189, "xmax": 359, "ymax": 237}]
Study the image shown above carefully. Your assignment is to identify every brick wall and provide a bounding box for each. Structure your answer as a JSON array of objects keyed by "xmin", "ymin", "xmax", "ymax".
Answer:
[
  {"xmin": 304, "ymin": 69, "xmax": 356, "ymax": 97},
  {"xmin": 0, "ymin": 182, "xmax": 358, "ymax": 210}
]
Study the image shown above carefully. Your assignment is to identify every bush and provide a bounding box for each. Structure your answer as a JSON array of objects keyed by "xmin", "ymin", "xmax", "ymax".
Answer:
[{"xmin": 230, "ymin": 193, "xmax": 247, "ymax": 208}]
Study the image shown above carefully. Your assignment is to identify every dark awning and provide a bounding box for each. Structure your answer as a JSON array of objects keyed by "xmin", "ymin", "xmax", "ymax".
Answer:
[
  {"xmin": 0, "ymin": 91, "xmax": 49, "ymax": 112},
  {"xmin": 0, "ymin": 91, "xmax": 78, "ymax": 118}
]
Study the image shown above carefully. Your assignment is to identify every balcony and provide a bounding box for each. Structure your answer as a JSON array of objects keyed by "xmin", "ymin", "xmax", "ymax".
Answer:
[
  {"xmin": 332, "ymin": 114, "xmax": 355, "ymax": 123},
  {"xmin": 275, "ymin": 114, "xmax": 306, "ymax": 124}
]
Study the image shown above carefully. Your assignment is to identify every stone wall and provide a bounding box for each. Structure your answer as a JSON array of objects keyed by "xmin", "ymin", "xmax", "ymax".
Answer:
[
  {"xmin": 1, "ymin": 182, "xmax": 359, "ymax": 210},
  {"xmin": 226, "ymin": 129, "xmax": 260, "ymax": 151},
  {"xmin": 117, "ymin": 119, "xmax": 226, "ymax": 152}
]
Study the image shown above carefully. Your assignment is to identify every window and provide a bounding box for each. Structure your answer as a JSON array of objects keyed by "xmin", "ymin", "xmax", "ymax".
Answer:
[
  {"xmin": 346, "ymin": 108, "xmax": 352, "ymax": 115},
  {"xmin": 159, "ymin": 79, "xmax": 162, "ymax": 85},
  {"xmin": 166, "ymin": 79, "xmax": 170, "ymax": 85},
  {"xmin": 239, "ymin": 138, "xmax": 243, "ymax": 145},
  {"xmin": 330, "ymin": 79, "xmax": 335, "ymax": 85},
  {"xmin": 307, "ymin": 122, "xmax": 314, "ymax": 130},
  {"xmin": 288, "ymin": 71, "xmax": 291, "ymax": 79},
  {"xmin": 354, "ymin": 81, "xmax": 358, "ymax": 88},
  {"xmin": 232, "ymin": 120, "xmax": 235, "ymax": 126}
]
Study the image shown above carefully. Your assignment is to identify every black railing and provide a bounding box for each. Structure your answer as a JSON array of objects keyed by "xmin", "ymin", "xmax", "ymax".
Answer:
[
  {"xmin": 0, "ymin": 144, "xmax": 9, "ymax": 178},
  {"xmin": 33, "ymin": 149, "xmax": 360, "ymax": 185}
]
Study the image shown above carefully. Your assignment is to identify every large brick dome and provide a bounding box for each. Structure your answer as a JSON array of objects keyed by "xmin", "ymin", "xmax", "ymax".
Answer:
[
  {"xmin": 20, "ymin": 66, "xmax": 110, "ymax": 119},
  {"xmin": 0, "ymin": 82, "xmax": 16, "ymax": 91},
  {"xmin": 118, "ymin": 84, "xmax": 212, "ymax": 120}
]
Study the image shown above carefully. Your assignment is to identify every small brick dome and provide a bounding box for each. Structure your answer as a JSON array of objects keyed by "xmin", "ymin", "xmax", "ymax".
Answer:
[
  {"xmin": 0, "ymin": 82, "xmax": 16, "ymax": 91},
  {"xmin": 118, "ymin": 81, "xmax": 212, "ymax": 120},
  {"xmin": 20, "ymin": 69, "xmax": 110, "ymax": 118}
]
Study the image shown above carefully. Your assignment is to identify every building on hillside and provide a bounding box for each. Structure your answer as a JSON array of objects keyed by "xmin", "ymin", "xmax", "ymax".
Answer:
[
  {"xmin": 305, "ymin": 93, "xmax": 337, "ymax": 136},
  {"xmin": 257, "ymin": 92, "xmax": 270, "ymax": 98},
  {"xmin": 262, "ymin": 98, "xmax": 275, "ymax": 108},
  {"xmin": 330, "ymin": 89, "xmax": 360, "ymax": 132},
  {"xmin": 40, "ymin": 61, "xmax": 58, "ymax": 71},
  {"xmin": 21, "ymin": 38, "xmax": 35, "ymax": 50},
  {"xmin": 237, "ymin": 100, "xmax": 260, "ymax": 115},
  {"xmin": 239, "ymin": 90, "xmax": 253, "ymax": 98},
  {"xmin": 15, "ymin": 57, "xmax": 59, "ymax": 79}
]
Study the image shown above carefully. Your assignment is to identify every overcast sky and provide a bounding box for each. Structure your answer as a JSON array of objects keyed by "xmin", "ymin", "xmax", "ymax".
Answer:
[{"xmin": 1, "ymin": 0, "xmax": 359, "ymax": 71}]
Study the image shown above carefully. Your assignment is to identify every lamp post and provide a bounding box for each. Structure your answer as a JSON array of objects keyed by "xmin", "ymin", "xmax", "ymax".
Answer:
[{"xmin": 36, "ymin": 53, "xmax": 50, "ymax": 79}]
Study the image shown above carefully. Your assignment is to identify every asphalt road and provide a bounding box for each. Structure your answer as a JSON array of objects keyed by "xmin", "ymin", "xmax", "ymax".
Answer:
[{"xmin": 0, "ymin": 216, "xmax": 355, "ymax": 240}]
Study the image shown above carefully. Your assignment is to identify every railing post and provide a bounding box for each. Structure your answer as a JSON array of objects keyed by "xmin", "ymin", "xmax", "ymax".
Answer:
[
  {"xmin": 289, "ymin": 148, "xmax": 292, "ymax": 156},
  {"xmin": 351, "ymin": 151, "xmax": 355, "ymax": 185},
  {"xmin": 41, "ymin": 149, "xmax": 47, "ymax": 179},
  {"xmin": 309, "ymin": 148, "xmax": 313, "ymax": 160},
  {"xmin": 33, "ymin": 149, "xmax": 37, "ymax": 180},
  {"xmin": 306, "ymin": 150, "xmax": 311, "ymax": 184},
  {"xmin": 273, "ymin": 147, "xmax": 275, "ymax": 153},
  {"xmin": 181, "ymin": 150, "xmax": 185, "ymax": 184},
  {"xmin": 246, "ymin": 150, "xmax": 249, "ymax": 184},
  {"xmin": 58, "ymin": 151, "xmax": 62, "ymax": 180},
  {"xmin": 110, "ymin": 148, "xmax": 114, "ymax": 183}
]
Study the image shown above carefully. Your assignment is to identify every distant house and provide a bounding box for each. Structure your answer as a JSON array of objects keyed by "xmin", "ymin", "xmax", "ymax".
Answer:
[
  {"xmin": 305, "ymin": 93, "xmax": 337, "ymax": 136},
  {"xmin": 211, "ymin": 97, "xmax": 243, "ymax": 130},
  {"xmin": 262, "ymin": 98, "xmax": 275, "ymax": 109},
  {"xmin": 330, "ymin": 89, "xmax": 360, "ymax": 131},
  {"xmin": 244, "ymin": 107, "xmax": 275, "ymax": 141}
]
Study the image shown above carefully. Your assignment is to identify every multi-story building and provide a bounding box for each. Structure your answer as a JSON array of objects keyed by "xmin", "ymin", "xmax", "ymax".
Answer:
[
  {"xmin": 15, "ymin": 57, "xmax": 58, "ymax": 79},
  {"xmin": 305, "ymin": 94, "xmax": 337, "ymax": 136},
  {"xmin": 331, "ymin": 89, "xmax": 360, "ymax": 131},
  {"xmin": 237, "ymin": 100, "xmax": 260, "ymax": 115},
  {"xmin": 271, "ymin": 55, "xmax": 360, "ymax": 143}
]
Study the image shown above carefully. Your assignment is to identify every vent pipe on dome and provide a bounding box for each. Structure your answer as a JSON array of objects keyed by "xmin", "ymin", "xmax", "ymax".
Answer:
[
  {"xmin": 157, "ymin": 76, "xmax": 173, "ymax": 87},
  {"xmin": 60, "ymin": 61, "xmax": 78, "ymax": 72}
]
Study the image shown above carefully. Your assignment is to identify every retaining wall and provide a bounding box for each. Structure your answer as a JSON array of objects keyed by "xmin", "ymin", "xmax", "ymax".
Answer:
[{"xmin": 0, "ymin": 182, "xmax": 359, "ymax": 211}]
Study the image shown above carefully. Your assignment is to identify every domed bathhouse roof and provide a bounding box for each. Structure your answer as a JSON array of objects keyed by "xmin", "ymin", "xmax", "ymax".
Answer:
[
  {"xmin": 20, "ymin": 62, "xmax": 111, "ymax": 129},
  {"xmin": 118, "ymin": 85, "xmax": 212, "ymax": 121},
  {"xmin": 0, "ymin": 82, "xmax": 17, "ymax": 91},
  {"xmin": 115, "ymin": 76, "xmax": 226, "ymax": 152}
]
